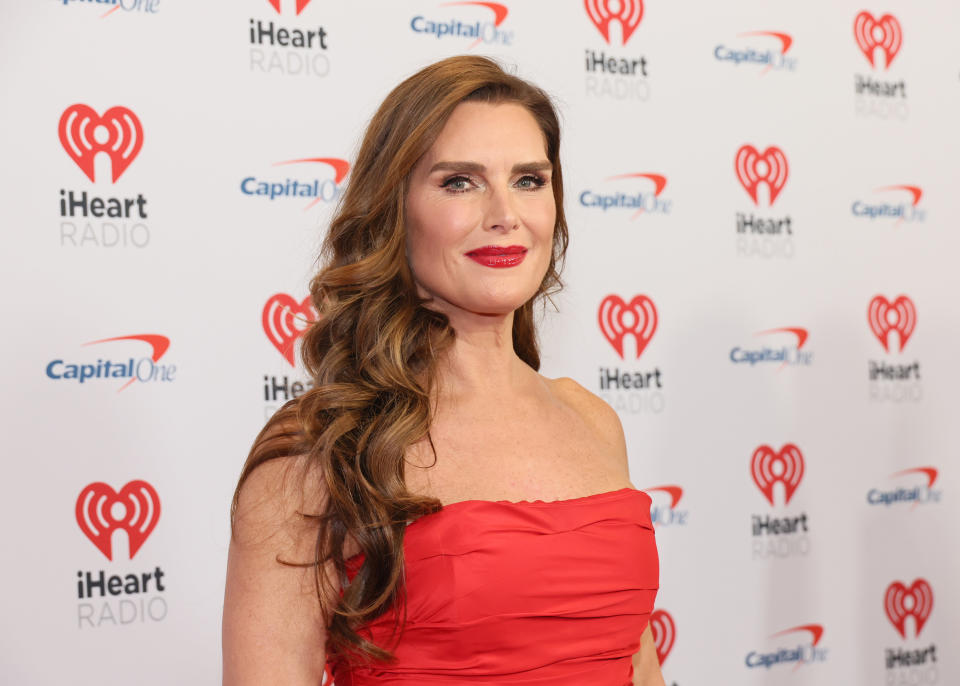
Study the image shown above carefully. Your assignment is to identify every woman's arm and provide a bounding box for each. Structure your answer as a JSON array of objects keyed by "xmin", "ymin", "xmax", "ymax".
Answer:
[
  {"xmin": 222, "ymin": 457, "xmax": 334, "ymax": 685},
  {"xmin": 632, "ymin": 624, "xmax": 666, "ymax": 686}
]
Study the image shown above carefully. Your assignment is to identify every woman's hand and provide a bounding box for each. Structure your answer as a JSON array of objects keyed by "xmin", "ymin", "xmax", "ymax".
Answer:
[{"xmin": 632, "ymin": 624, "xmax": 667, "ymax": 686}]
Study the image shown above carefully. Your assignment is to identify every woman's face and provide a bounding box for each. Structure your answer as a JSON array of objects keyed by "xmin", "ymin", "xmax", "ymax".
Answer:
[{"xmin": 405, "ymin": 101, "xmax": 556, "ymax": 321}]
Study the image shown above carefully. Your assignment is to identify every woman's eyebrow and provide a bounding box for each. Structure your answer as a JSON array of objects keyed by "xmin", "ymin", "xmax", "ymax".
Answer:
[
  {"xmin": 512, "ymin": 161, "xmax": 552, "ymax": 174},
  {"xmin": 429, "ymin": 161, "xmax": 484, "ymax": 174},
  {"xmin": 428, "ymin": 160, "xmax": 552, "ymax": 174}
]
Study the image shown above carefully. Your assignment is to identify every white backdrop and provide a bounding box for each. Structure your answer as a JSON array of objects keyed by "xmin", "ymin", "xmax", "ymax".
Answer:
[{"xmin": 1, "ymin": 1, "xmax": 958, "ymax": 684}]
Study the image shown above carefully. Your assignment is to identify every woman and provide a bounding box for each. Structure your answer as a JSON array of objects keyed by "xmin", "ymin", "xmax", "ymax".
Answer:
[{"xmin": 223, "ymin": 55, "xmax": 663, "ymax": 685}]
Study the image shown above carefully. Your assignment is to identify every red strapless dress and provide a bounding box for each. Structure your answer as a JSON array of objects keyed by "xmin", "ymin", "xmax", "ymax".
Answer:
[{"xmin": 327, "ymin": 487, "xmax": 659, "ymax": 685}]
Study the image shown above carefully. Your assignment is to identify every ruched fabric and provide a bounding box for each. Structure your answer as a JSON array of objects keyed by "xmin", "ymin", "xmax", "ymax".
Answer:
[{"xmin": 327, "ymin": 487, "xmax": 659, "ymax": 685}]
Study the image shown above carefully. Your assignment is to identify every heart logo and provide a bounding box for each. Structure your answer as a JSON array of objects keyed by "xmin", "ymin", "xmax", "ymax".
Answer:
[
  {"xmin": 885, "ymin": 579, "xmax": 933, "ymax": 639},
  {"xmin": 598, "ymin": 294, "xmax": 657, "ymax": 359},
  {"xmin": 263, "ymin": 293, "xmax": 317, "ymax": 366},
  {"xmin": 59, "ymin": 104, "xmax": 143, "ymax": 183},
  {"xmin": 76, "ymin": 481, "xmax": 161, "ymax": 560},
  {"xmin": 750, "ymin": 444, "xmax": 804, "ymax": 506},
  {"xmin": 853, "ymin": 12, "xmax": 902, "ymax": 69},
  {"xmin": 867, "ymin": 295, "xmax": 916, "ymax": 353},
  {"xmin": 267, "ymin": 0, "xmax": 312, "ymax": 14},
  {"xmin": 650, "ymin": 609, "xmax": 676, "ymax": 665},
  {"xmin": 584, "ymin": 0, "xmax": 644, "ymax": 45},
  {"xmin": 735, "ymin": 144, "xmax": 789, "ymax": 206}
]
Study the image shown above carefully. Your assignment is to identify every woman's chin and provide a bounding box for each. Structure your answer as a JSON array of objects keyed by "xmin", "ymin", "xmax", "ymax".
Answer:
[
  {"xmin": 470, "ymin": 297, "xmax": 535, "ymax": 318},
  {"xmin": 438, "ymin": 296, "xmax": 526, "ymax": 320},
  {"xmin": 417, "ymin": 283, "xmax": 541, "ymax": 322}
]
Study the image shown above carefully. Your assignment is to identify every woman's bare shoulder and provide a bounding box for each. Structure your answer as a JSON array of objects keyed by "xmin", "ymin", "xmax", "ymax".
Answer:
[
  {"xmin": 232, "ymin": 404, "xmax": 324, "ymax": 548},
  {"xmin": 232, "ymin": 454, "xmax": 320, "ymax": 549},
  {"xmin": 543, "ymin": 375, "xmax": 627, "ymax": 459}
]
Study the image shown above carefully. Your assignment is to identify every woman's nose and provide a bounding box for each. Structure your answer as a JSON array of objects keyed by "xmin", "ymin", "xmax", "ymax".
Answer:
[{"xmin": 484, "ymin": 185, "xmax": 519, "ymax": 233}]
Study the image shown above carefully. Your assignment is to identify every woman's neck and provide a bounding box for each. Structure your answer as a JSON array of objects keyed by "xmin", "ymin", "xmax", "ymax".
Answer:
[{"xmin": 434, "ymin": 309, "xmax": 533, "ymax": 399}]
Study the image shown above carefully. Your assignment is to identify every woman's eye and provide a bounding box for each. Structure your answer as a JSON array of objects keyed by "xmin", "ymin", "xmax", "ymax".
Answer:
[
  {"xmin": 516, "ymin": 174, "xmax": 547, "ymax": 190},
  {"xmin": 441, "ymin": 175, "xmax": 473, "ymax": 192}
]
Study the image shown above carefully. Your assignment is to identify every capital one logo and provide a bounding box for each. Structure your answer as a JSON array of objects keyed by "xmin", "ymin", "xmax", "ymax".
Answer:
[
  {"xmin": 735, "ymin": 145, "xmax": 788, "ymax": 206},
  {"xmin": 885, "ymin": 579, "xmax": 933, "ymax": 639},
  {"xmin": 410, "ymin": 2, "xmax": 511, "ymax": 49},
  {"xmin": 598, "ymin": 294, "xmax": 657, "ymax": 359},
  {"xmin": 751, "ymin": 444, "xmax": 804, "ymax": 506},
  {"xmin": 59, "ymin": 105, "xmax": 143, "ymax": 183},
  {"xmin": 76, "ymin": 481, "xmax": 161, "ymax": 560},
  {"xmin": 263, "ymin": 293, "xmax": 317, "ymax": 366},
  {"xmin": 868, "ymin": 295, "xmax": 915, "ymax": 352},
  {"xmin": 713, "ymin": 31, "xmax": 796, "ymax": 77},
  {"xmin": 854, "ymin": 11, "xmax": 902, "ymax": 69},
  {"xmin": 241, "ymin": 157, "xmax": 349, "ymax": 211},
  {"xmin": 581, "ymin": 172, "xmax": 669, "ymax": 219},
  {"xmin": 584, "ymin": 0, "xmax": 643, "ymax": 44},
  {"xmin": 746, "ymin": 624, "xmax": 826, "ymax": 669},
  {"xmin": 266, "ymin": 0, "xmax": 312, "ymax": 14},
  {"xmin": 650, "ymin": 609, "xmax": 675, "ymax": 665}
]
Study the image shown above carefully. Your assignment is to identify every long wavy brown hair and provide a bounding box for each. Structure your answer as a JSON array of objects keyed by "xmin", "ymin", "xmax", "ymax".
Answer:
[{"xmin": 232, "ymin": 55, "xmax": 569, "ymax": 665}]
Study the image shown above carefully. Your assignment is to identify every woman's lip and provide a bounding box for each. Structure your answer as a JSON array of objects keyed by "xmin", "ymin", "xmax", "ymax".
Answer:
[
  {"xmin": 465, "ymin": 246, "xmax": 528, "ymax": 268},
  {"xmin": 464, "ymin": 245, "xmax": 527, "ymax": 256}
]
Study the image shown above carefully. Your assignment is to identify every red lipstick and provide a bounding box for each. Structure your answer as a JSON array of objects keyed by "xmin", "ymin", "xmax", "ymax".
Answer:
[{"xmin": 465, "ymin": 245, "xmax": 527, "ymax": 268}]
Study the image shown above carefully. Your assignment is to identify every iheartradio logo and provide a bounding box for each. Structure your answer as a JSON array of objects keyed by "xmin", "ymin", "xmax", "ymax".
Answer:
[
  {"xmin": 735, "ymin": 145, "xmax": 788, "ymax": 206},
  {"xmin": 868, "ymin": 295, "xmax": 915, "ymax": 353},
  {"xmin": 598, "ymin": 294, "xmax": 657, "ymax": 359},
  {"xmin": 59, "ymin": 105, "xmax": 143, "ymax": 183},
  {"xmin": 854, "ymin": 12, "xmax": 902, "ymax": 70},
  {"xmin": 584, "ymin": 0, "xmax": 643, "ymax": 45},
  {"xmin": 650, "ymin": 609, "xmax": 675, "ymax": 665},
  {"xmin": 751, "ymin": 444, "xmax": 804, "ymax": 506},
  {"xmin": 885, "ymin": 579, "xmax": 933, "ymax": 639},
  {"xmin": 263, "ymin": 293, "xmax": 317, "ymax": 366},
  {"xmin": 76, "ymin": 481, "xmax": 161, "ymax": 560}
]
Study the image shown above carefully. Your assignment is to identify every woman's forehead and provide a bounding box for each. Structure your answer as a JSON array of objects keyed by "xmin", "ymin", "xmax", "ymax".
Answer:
[{"xmin": 422, "ymin": 102, "xmax": 548, "ymax": 165}]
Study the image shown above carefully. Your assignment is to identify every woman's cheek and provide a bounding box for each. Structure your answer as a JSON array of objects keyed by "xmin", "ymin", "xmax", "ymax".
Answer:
[
  {"xmin": 528, "ymin": 205, "xmax": 557, "ymax": 242},
  {"xmin": 435, "ymin": 201, "xmax": 478, "ymax": 241}
]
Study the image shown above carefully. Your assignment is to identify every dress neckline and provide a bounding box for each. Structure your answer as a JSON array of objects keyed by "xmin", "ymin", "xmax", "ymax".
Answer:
[
  {"xmin": 430, "ymin": 486, "xmax": 642, "ymax": 512},
  {"xmin": 344, "ymin": 487, "xmax": 645, "ymax": 562}
]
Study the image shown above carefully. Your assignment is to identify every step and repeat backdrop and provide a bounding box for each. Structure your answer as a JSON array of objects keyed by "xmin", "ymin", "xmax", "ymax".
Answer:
[{"xmin": 2, "ymin": 1, "xmax": 958, "ymax": 684}]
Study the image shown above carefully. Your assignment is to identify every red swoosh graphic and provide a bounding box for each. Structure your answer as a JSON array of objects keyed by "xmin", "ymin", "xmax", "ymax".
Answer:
[
  {"xmin": 101, "ymin": 6, "xmax": 120, "ymax": 18},
  {"xmin": 771, "ymin": 624, "xmax": 824, "ymax": 647},
  {"xmin": 756, "ymin": 327, "xmax": 808, "ymax": 350},
  {"xmin": 604, "ymin": 173, "xmax": 668, "ymax": 196},
  {"xmin": 737, "ymin": 31, "xmax": 793, "ymax": 54},
  {"xmin": 876, "ymin": 185, "xmax": 923, "ymax": 207},
  {"xmin": 84, "ymin": 334, "xmax": 170, "ymax": 362},
  {"xmin": 273, "ymin": 157, "xmax": 351, "ymax": 184},
  {"xmin": 646, "ymin": 485, "xmax": 683, "ymax": 508},
  {"xmin": 82, "ymin": 334, "xmax": 171, "ymax": 391},
  {"xmin": 442, "ymin": 1, "xmax": 509, "ymax": 26},
  {"xmin": 891, "ymin": 467, "xmax": 938, "ymax": 489}
]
